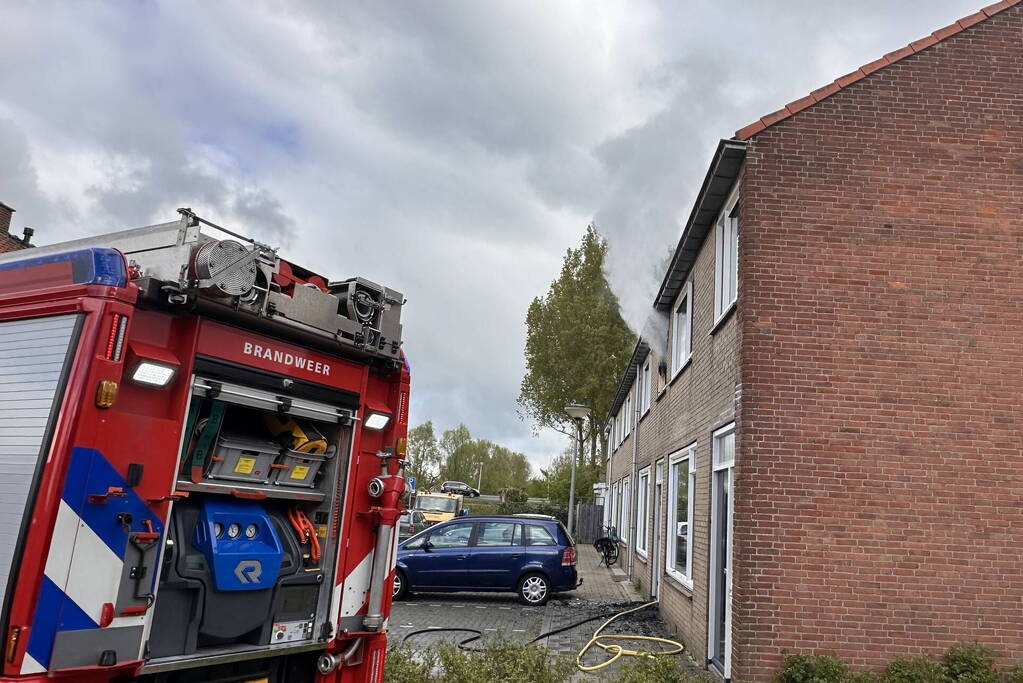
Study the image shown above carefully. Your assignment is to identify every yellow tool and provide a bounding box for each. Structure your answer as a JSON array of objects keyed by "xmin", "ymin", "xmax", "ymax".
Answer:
[
  {"xmin": 575, "ymin": 600, "xmax": 685, "ymax": 673},
  {"xmin": 263, "ymin": 414, "xmax": 328, "ymax": 454}
]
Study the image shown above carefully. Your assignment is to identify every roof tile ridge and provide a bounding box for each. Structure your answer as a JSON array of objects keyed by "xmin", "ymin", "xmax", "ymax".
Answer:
[{"xmin": 733, "ymin": 1, "xmax": 1022, "ymax": 141}]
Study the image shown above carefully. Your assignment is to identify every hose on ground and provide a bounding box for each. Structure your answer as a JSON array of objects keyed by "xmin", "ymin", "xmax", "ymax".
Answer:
[
  {"xmin": 575, "ymin": 600, "xmax": 685, "ymax": 673},
  {"xmin": 400, "ymin": 599, "xmax": 686, "ymax": 673}
]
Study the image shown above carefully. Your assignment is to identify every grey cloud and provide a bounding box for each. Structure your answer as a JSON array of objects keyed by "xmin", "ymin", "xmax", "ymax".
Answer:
[{"xmin": 0, "ymin": 0, "xmax": 987, "ymax": 471}]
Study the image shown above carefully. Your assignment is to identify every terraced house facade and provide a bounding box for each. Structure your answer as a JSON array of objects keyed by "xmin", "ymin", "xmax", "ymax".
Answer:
[{"xmin": 603, "ymin": 2, "xmax": 1023, "ymax": 679}]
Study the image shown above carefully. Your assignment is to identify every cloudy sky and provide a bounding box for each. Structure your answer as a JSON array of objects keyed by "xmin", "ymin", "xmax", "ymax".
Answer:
[{"xmin": 0, "ymin": 0, "xmax": 984, "ymax": 471}]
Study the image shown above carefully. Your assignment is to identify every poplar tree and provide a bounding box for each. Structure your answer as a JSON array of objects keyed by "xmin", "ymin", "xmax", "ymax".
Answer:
[{"xmin": 518, "ymin": 225, "xmax": 634, "ymax": 466}]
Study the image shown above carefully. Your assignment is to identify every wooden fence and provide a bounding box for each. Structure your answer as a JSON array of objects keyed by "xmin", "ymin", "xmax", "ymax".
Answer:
[{"xmin": 573, "ymin": 503, "xmax": 604, "ymax": 544}]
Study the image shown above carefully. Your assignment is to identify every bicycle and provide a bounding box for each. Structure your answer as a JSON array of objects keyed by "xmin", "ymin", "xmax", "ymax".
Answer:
[{"xmin": 592, "ymin": 525, "xmax": 620, "ymax": 567}]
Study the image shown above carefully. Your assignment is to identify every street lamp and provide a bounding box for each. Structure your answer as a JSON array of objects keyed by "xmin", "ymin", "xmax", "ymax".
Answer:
[{"xmin": 564, "ymin": 403, "xmax": 591, "ymax": 536}]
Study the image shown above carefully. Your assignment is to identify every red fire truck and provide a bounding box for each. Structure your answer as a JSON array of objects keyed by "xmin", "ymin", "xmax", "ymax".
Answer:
[{"xmin": 0, "ymin": 210, "xmax": 408, "ymax": 682}]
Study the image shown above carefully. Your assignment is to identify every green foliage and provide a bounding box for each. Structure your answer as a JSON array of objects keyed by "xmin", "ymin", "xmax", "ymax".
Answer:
[
  {"xmin": 435, "ymin": 424, "xmax": 531, "ymax": 495},
  {"xmin": 776, "ymin": 644, "xmax": 1015, "ymax": 683},
  {"xmin": 500, "ymin": 487, "xmax": 528, "ymax": 503},
  {"xmin": 615, "ymin": 656, "xmax": 717, "ymax": 683},
  {"xmin": 943, "ymin": 643, "xmax": 998, "ymax": 683},
  {"xmin": 465, "ymin": 502, "xmax": 499, "ymax": 516},
  {"xmin": 1003, "ymin": 665, "xmax": 1023, "ymax": 683},
  {"xmin": 777, "ymin": 654, "xmax": 849, "ymax": 683},
  {"xmin": 518, "ymin": 225, "xmax": 634, "ymax": 465},
  {"xmin": 538, "ymin": 448, "xmax": 604, "ymax": 507},
  {"xmin": 495, "ymin": 500, "xmax": 568, "ymax": 523},
  {"xmin": 406, "ymin": 421, "xmax": 443, "ymax": 489},
  {"xmin": 883, "ymin": 656, "xmax": 944, "ymax": 683},
  {"xmin": 436, "ymin": 639, "xmax": 574, "ymax": 683},
  {"xmin": 526, "ymin": 477, "xmax": 548, "ymax": 498},
  {"xmin": 386, "ymin": 639, "xmax": 572, "ymax": 683},
  {"xmin": 384, "ymin": 645, "xmax": 436, "ymax": 683}
]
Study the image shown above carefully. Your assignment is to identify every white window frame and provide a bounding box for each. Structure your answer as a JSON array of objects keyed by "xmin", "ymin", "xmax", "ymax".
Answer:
[
  {"xmin": 624, "ymin": 392, "xmax": 632, "ymax": 437},
  {"xmin": 666, "ymin": 444, "xmax": 696, "ymax": 588},
  {"xmin": 671, "ymin": 281, "xmax": 693, "ymax": 377},
  {"xmin": 636, "ymin": 466, "xmax": 650, "ymax": 557},
  {"xmin": 713, "ymin": 422, "xmax": 735, "ymax": 469},
  {"xmin": 714, "ymin": 185, "xmax": 740, "ymax": 322},
  {"xmin": 639, "ymin": 359, "xmax": 651, "ymax": 415},
  {"xmin": 621, "ymin": 476, "xmax": 630, "ymax": 542}
]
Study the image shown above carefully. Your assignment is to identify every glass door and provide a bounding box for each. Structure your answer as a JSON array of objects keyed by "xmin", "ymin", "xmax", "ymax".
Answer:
[{"xmin": 709, "ymin": 425, "xmax": 735, "ymax": 678}]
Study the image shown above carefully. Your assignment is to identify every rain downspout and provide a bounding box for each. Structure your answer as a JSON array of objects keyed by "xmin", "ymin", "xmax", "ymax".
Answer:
[{"xmin": 627, "ymin": 370, "xmax": 640, "ymax": 583}]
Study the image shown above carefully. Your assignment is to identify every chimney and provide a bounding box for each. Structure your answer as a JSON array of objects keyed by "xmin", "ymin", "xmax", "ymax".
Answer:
[{"xmin": 0, "ymin": 202, "xmax": 13, "ymax": 236}]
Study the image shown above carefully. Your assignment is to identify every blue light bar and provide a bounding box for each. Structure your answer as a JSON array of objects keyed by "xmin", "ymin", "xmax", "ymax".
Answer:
[{"xmin": 0, "ymin": 248, "xmax": 127, "ymax": 288}]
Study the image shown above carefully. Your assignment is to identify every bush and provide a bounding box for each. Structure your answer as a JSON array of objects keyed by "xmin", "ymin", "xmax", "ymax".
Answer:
[
  {"xmin": 465, "ymin": 502, "xmax": 499, "ymax": 516},
  {"xmin": 883, "ymin": 656, "xmax": 945, "ymax": 683},
  {"xmin": 943, "ymin": 643, "xmax": 998, "ymax": 683},
  {"xmin": 434, "ymin": 639, "xmax": 573, "ymax": 683},
  {"xmin": 777, "ymin": 654, "xmax": 849, "ymax": 683},
  {"xmin": 1003, "ymin": 665, "xmax": 1023, "ymax": 683},
  {"xmin": 386, "ymin": 638, "xmax": 572, "ymax": 683},
  {"xmin": 384, "ymin": 645, "xmax": 436, "ymax": 683},
  {"xmin": 494, "ymin": 500, "xmax": 568, "ymax": 522},
  {"xmin": 615, "ymin": 656, "xmax": 716, "ymax": 683}
]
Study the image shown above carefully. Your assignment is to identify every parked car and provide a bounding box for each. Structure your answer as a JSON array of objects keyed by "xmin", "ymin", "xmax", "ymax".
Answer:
[
  {"xmin": 393, "ymin": 515, "xmax": 580, "ymax": 606},
  {"xmin": 441, "ymin": 480, "xmax": 480, "ymax": 497},
  {"xmin": 398, "ymin": 510, "xmax": 429, "ymax": 541}
]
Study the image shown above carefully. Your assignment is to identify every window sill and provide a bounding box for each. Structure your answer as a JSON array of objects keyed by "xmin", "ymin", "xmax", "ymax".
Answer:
[
  {"xmin": 709, "ymin": 301, "xmax": 736, "ymax": 335},
  {"xmin": 635, "ymin": 549, "xmax": 648, "ymax": 563},
  {"xmin": 664, "ymin": 572, "xmax": 694, "ymax": 597},
  {"xmin": 667, "ymin": 357, "xmax": 692, "ymax": 388}
]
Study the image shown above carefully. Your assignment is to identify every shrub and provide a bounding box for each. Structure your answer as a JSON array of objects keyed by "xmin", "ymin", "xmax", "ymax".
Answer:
[
  {"xmin": 1003, "ymin": 665, "xmax": 1023, "ymax": 683},
  {"xmin": 943, "ymin": 643, "xmax": 998, "ymax": 683},
  {"xmin": 434, "ymin": 638, "xmax": 574, "ymax": 683},
  {"xmin": 384, "ymin": 645, "xmax": 436, "ymax": 683},
  {"xmin": 777, "ymin": 654, "xmax": 849, "ymax": 683},
  {"xmin": 615, "ymin": 656, "xmax": 717, "ymax": 683},
  {"xmin": 883, "ymin": 656, "xmax": 945, "ymax": 683}
]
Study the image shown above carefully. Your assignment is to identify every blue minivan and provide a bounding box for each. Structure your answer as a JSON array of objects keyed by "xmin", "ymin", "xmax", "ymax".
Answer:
[{"xmin": 393, "ymin": 514, "xmax": 579, "ymax": 606}]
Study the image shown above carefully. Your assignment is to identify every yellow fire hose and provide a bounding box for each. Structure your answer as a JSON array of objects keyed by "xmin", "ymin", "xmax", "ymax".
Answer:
[{"xmin": 575, "ymin": 600, "xmax": 685, "ymax": 673}]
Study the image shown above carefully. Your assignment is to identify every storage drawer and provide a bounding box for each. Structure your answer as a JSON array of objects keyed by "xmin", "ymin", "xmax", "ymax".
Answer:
[
  {"xmin": 207, "ymin": 434, "xmax": 280, "ymax": 484},
  {"xmin": 270, "ymin": 449, "xmax": 330, "ymax": 488}
]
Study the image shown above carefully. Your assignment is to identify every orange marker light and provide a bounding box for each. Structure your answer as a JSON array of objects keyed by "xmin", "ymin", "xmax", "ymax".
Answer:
[{"xmin": 95, "ymin": 379, "xmax": 117, "ymax": 408}]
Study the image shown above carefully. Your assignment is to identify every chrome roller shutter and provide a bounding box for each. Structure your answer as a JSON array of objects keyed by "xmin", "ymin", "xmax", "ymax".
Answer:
[{"xmin": 0, "ymin": 314, "xmax": 81, "ymax": 610}]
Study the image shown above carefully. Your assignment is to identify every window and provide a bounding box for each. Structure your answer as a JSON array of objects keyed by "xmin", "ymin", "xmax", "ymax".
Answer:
[
  {"xmin": 636, "ymin": 467, "xmax": 650, "ymax": 556},
  {"xmin": 666, "ymin": 446, "xmax": 696, "ymax": 586},
  {"xmin": 714, "ymin": 423, "xmax": 735, "ymax": 469},
  {"xmin": 525, "ymin": 524, "xmax": 556, "ymax": 546},
  {"xmin": 639, "ymin": 359, "xmax": 651, "ymax": 415},
  {"xmin": 714, "ymin": 190, "xmax": 739, "ymax": 321},
  {"xmin": 430, "ymin": 522, "xmax": 473, "ymax": 548},
  {"xmin": 624, "ymin": 392, "xmax": 632, "ymax": 437},
  {"xmin": 476, "ymin": 521, "xmax": 521, "ymax": 546},
  {"xmin": 614, "ymin": 482, "xmax": 622, "ymax": 534},
  {"xmin": 672, "ymin": 281, "xmax": 693, "ymax": 376},
  {"xmin": 621, "ymin": 477, "xmax": 630, "ymax": 542}
]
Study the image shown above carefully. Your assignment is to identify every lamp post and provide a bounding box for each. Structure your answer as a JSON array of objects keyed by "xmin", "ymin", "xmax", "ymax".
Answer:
[{"xmin": 564, "ymin": 403, "xmax": 591, "ymax": 537}]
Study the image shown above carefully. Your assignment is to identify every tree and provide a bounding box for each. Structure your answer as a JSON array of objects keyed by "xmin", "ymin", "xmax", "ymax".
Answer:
[
  {"xmin": 537, "ymin": 447, "xmax": 604, "ymax": 508},
  {"xmin": 405, "ymin": 421, "xmax": 443, "ymax": 489},
  {"xmin": 518, "ymin": 225, "xmax": 635, "ymax": 466}
]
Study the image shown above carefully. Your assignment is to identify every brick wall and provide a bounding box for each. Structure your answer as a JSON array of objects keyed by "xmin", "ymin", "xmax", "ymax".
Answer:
[
  {"xmin": 0, "ymin": 202, "xmax": 27, "ymax": 252},
  {"xmin": 736, "ymin": 7, "xmax": 1023, "ymax": 679},
  {"xmin": 607, "ymin": 198, "xmax": 741, "ymax": 663}
]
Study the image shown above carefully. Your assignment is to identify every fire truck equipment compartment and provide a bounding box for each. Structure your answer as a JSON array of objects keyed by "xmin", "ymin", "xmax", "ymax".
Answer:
[
  {"xmin": 206, "ymin": 434, "xmax": 279, "ymax": 484},
  {"xmin": 272, "ymin": 448, "xmax": 333, "ymax": 488},
  {"xmin": 149, "ymin": 498, "xmax": 322, "ymax": 657},
  {"xmin": 193, "ymin": 500, "xmax": 284, "ymax": 592}
]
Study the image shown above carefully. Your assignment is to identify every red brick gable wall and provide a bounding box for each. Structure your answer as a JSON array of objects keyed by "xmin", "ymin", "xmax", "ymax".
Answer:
[
  {"xmin": 0, "ymin": 233, "xmax": 25, "ymax": 253},
  {"xmin": 736, "ymin": 6, "xmax": 1023, "ymax": 679}
]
